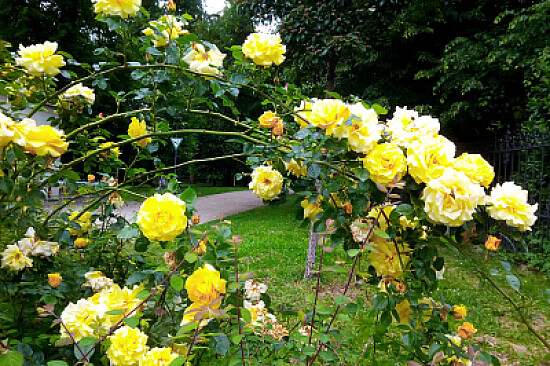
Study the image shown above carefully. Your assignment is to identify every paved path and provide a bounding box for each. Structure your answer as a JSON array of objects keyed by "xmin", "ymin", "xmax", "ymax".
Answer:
[{"xmin": 48, "ymin": 190, "xmax": 264, "ymax": 224}]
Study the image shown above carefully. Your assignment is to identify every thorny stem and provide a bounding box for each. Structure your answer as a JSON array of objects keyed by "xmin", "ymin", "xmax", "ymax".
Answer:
[
  {"xmin": 450, "ymin": 239, "xmax": 550, "ymax": 352},
  {"xmin": 354, "ymin": 337, "xmax": 373, "ymax": 366},
  {"xmin": 306, "ymin": 234, "xmax": 325, "ymax": 366}
]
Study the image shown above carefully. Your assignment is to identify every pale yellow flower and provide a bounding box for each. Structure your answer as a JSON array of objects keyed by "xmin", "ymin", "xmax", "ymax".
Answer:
[
  {"xmin": 15, "ymin": 41, "xmax": 65, "ymax": 76},
  {"xmin": 406, "ymin": 136, "xmax": 455, "ymax": 184},
  {"xmin": 93, "ymin": 0, "xmax": 141, "ymax": 18},
  {"xmin": 83, "ymin": 270, "xmax": 114, "ymax": 291},
  {"xmin": 139, "ymin": 347, "xmax": 177, "ymax": 366},
  {"xmin": 142, "ymin": 15, "xmax": 187, "ymax": 47},
  {"xmin": 284, "ymin": 159, "xmax": 307, "ymax": 177},
  {"xmin": 452, "ymin": 153, "xmax": 494, "ymax": 188},
  {"xmin": 183, "ymin": 43, "xmax": 225, "ymax": 77},
  {"xmin": 100, "ymin": 284, "xmax": 145, "ymax": 324},
  {"xmin": 0, "ymin": 113, "xmax": 16, "ymax": 148},
  {"xmin": 301, "ymin": 197, "xmax": 323, "ymax": 221},
  {"xmin": 487, "ymin": 182, "xmax": 537, "ymax": 231},
  {"xmin": 48, "ymin": 273, "xmax": 62, "ymax": 288},
  {"xmin": 59, "ymin": 298, "xmax": 108, "ymax": 342},
  {"xmin": 128, "ymin": 117, "xmax": 151, "ymax": 148},
  {"xmin": 308, "ymin": 99, "xmax": 350, "ymax": 133},
  {"xmin": 185, "ymin": 264, "xmax": 227, "ymax": 308},
  {"xmin": 242, "ymin": 33, "xmax": 286, "ymax": 67},
  {"xmin": 107, "ymin": 326, "xmax": 148, "ymax": 366},
  {"xmin": 421, "ymin": 169, "xmax": 486, "ymax": 227},
  {"xmin": 368, "ymin": 235, "xmax": 410, "ymax": 279},
  {"xmin": 0, "ymin": 244, "xmax": 33, "ymax": 272},
  {"xmin": 68, "ymin": 211, "xmax": 93, "ymax": 236},
  {"xmin": 394, "ymin": 299, "xmax": 413, "ymax": 326},
  {"xmin": 61, "ymin": 83, "xmax": 95, "ymax": 104},
  {"xmin": 249, "ymin": 165, "xmax": 283, "ymax": 200},
  {"xmin": 137, "ymin": 193, "xmax": 187, "ymax": 242},
  {"xmin": 387, "ymin": 107, "xmax": 439, "ymax": 148},
  {"xmin": 360, "ymin": 143, "xmax": 407, "ymax": 185}
]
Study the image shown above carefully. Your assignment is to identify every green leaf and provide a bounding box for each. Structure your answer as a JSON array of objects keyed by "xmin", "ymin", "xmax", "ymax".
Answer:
[
  {"xmin": 134, "ymin": 237, "xmax": 149, "ymax": 252},
  {"xmin": 307, "ymin": 163, "xmax": 321, "ymax": 179},
  {"xmin": 0, "ymin": 351, "xmax": 24, "ymax": 366},
  {"xmin": 506, "ymin": 274, "xmax": 521, "ymax": 292},
  {"xmin": 123, "ymin": 317, "xmax": 140, "ymax": 328},
  {"xmin": 105, "ymin": 309, "xmax": 125, "ymax": 316},
  {"xmin": 184, "ymin": 252, "xmax": 198, "ymax": 264},
  {"xmin": 348, "ymin": 249, "xmax": 360, "ymax": 257},
  {"xmin": 47, "ymin": 362, "xmax": 68, "ymax": 366},
  {"xmin": 212, "ymin": 334, "xmax": 230, "ymax": 356},
  {"xmin": 374, "ymin": 229, "xmax": 389, "ymax": 239},
  {"xmin": 354, "ymin": 167, "xmax": 370, "ymax": 181},
  {"xmin": 500, "ymin": 260, "xmax": 511, "ymax": 272},
  {"xmin": 118, "ymin": 226, "xmax": 141, "ymax": 239},
  {"xmin": 302, "ymin": 346, "xmax": 316, "ymax": 356},
  {"xmin": 371, "ymin": 104, "xmax": 388, "ymax": 115},
  {"xmin": 334, "ymin": 296, "xmax": 347, "ymax": 305},
  {"xmin": 395, "ymin": 204, "xmax": 414, "ymax": 216},
  {"xmin": 168, "ymin": 356, "xmax": 186, "ymax": 366},
  {"xmin": 373, "ymin": 295, "xmax": 388, "ymax": 310},
  {"xmin": 170, "ymin": 275, "xmax": 184, "ymax": 291},
  {"xmin": 179, "ymin": 188, "xmax": 197, "ymax": 209},
  {"xmin": 294, "ymin": 128, "xmax": 311, "ymax": 140},
  {"xmin": 240, "ymin": 307, "xmax": 251, "ymax": 323}
]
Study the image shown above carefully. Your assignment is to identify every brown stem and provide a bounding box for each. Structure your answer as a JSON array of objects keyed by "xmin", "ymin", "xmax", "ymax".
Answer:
[
  {"xmin": 232, "ymin": 236, "xmax": 247, "ymax": 366},
  {"xmin": 306, "ymin": 234, "xmax": 325, "ymax": 366}
]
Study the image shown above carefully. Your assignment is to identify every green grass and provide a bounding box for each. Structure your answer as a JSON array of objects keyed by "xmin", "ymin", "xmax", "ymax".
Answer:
[{"xmin": 199, "ymin": 199, "xmax": 550, "ymax": 365}]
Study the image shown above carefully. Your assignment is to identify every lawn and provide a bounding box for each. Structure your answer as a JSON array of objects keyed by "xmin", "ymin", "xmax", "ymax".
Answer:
[{"xmin": 199, "ymin": 198, "xmax": 550, "ymax": 365}]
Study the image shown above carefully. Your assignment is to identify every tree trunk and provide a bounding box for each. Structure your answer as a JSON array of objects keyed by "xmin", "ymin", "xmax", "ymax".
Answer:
[
  {"xmin": 304, "ymin": 221, "xmax": 319, "ymax": 279},
  {"xmin": 325, "ymin": 54, "xmax": 338, "ymax": 95}
]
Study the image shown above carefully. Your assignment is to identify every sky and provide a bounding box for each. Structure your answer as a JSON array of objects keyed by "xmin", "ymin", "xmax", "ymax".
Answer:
[{"xmin": 202, "ymin": 0, "xmax": 227, "ymax": 14}]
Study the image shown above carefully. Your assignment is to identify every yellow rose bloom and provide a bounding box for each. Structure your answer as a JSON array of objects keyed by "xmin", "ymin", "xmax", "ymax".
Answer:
[
  {"xmin": 458, "ymin": 322, "xmax": 477, "ymax": 340},
  {"xmin": 484, "ymin": 235, "xmax": 501, "ymax": 251},
  {"xmin": 137, "ymin": 193, "xmax": 187, "ymax": 242},
  {"xmin": 284, "ymin": 159, "xmax": 307, "ymax": 177},
  {"xmin": 23, "ymin": 123, "xmax": 69, "ymax": 157},
  {"xmin": 68, "ymin": 211, "xmax": 93, "ymax": 236},
  {"xmin": 368, "ymin": 235, "xmax": 410, "ymax": 279},
  {"xmin": 387, "ymin": 107, "xmax": 439, "ymax": 148},
  {"xmin": 101, "ymin": 284, "xmax": 145, "ymax": 324},
  {"xmin": 107, "ymin": 326, "xmax": 148, "ymax": 366},
  {"xmin": 48, "ymin": 273, "xmax": 62, "ymax": 288},
  {"xmin": 0, "ymin": 244, "xmax": 33, "ymax": 272},
  {"xmin": 61, "ymin": 83, "xmax": 95, "ymax": 104},
  {"xmin": 258, "ymin": 111, "xmax": 280, "ymax": 128},
  {"xmin": 301, "ymin": 197, "xmax": 323, "ymax": 221},
  {"xmin": 242, "ymin": 33, "xmax": 286, "ymax": 67},
  {"xmin": 139, "ymin": 347, "xmax": 177, "ymax": 366},
  {"xmin": 421, "ymin": 169, "xmax": 486, "ymax": 227},
  {"xmin": 74, "ymin": 238, "xmax": 89, "ymax": 249},
  {"xmin": 361, "ymin": 143, "xmax": 407, "ymax": 185},
  {"xmin": 249, "ymin": 165, "xmax": 283, "ymax": 200},
  {"xmin": 453, "ymin": 304, "xmax": 467, "ymax": 320},
  {"xmin": 340, "ymin": 103, "xmax": 382, "ymax": 154},
  {"xmin": 59, "ymin": 298, "xmax": 108, "ymax": 342},
  {"xmin": 308, "ymin": 99, "xmax": 350, "ymax": 133},
  {"xmin": 367, "ymin": 205, "xmax": 395, "ymax": 231},
  {"xmin": 92, "ymin": 0, "xmax": 141, "ymax": 18},
  {"xmin": 452, "ymin": 153, "xmax": 494, "ymax": 188},
  {"xmin": 83, "ymin": 270, "xmax": 114, "ymax": 291},
  {"xmin": 487, "ymin": 182, "xmax": 537, "ymax": 231},
  {"xmin": 185, "ymin": 264, "xmax": 227, "ymax": 308},
  {"xmin": 15, "ymin": 41, "xmax": 65, "ymax": 76},
  {"xmin": 406, "ymin": 136, "xmax": 455, "ymax": 184},
  {"xmin": 128, "ymin": 117, "xmax": 151, "ymax": 148},
  {"xmin": 0, "ymin": 113, "xmax": 16, "ymax": 148},
  {"xmin": 143, "ymin": 15, "xmax": 187, "ymax": 47},
  {"xmin": 183, "ymin": 43, "xmax": 225, "ymax": 77}
]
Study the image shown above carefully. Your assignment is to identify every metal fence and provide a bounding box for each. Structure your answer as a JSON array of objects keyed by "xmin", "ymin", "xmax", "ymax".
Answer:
[{"xmin": 490, "ymin": 128, "xmax": 550, "ymax": 252}]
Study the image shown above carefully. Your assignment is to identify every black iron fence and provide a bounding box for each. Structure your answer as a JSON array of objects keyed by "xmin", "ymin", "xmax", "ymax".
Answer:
[{"xmin": 490, "ymin": 128, "xmax": 550, "ymax": 252}]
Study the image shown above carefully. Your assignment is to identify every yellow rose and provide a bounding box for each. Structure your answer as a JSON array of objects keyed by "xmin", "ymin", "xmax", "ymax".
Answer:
[
  {"xmin": 92, "ymin": 0, "xmax": 141, "ymax": 18},
  {"xmin": 15, "ymin": 41, "xmax": 65, "ymax": 76},
  {"xmin": 421, "ymin": 169, "xmax": 486, "ymax": 227},
  {"xmin": 183, "ymin": 43, "xmax": 225, "ymax": 77},
  {"xmin": 484, "ymin": 235, "xmax": 501, "ymax": 251},
  {"xmin": 185, "ymin": 264, "xmax": 227, "ymax": 308},
  {"xmin": 74, "ymin": 238, "xmax": 89, "ymax": 249},
  {"xmin": 87, "ymin": 174, "xmax": 95, "ymax": 182},
  {"xmin": 139, "ymin": 347, "xmax": 178, "ymax": 366},
  {"xmin": 301, "ymin": 197, "xmax": 323, "ymax": 221},
  {"xmin": 83, "ymin": 270, "xmax": 114, "ymax": 291},
  {"xmin": 68, "ymin": 211, "xmax": 93, "ymax": 236},
  {"xmin": 23, "ymin": 123, "xmax": 69, "ymax": 157},
  {"xmin": 487, "ymin": 182, "xmax": 537, "ymax": 231},
  {"xmin": 180, "ymin": 302, "xmax": 211, "ymax": 327},
  {"xmin": 308, "ymin": 99, "xmax": 350, "ymax": 133},
  {"xmin": 107, "ymin": 326, "xmax": 148, "ymax": 366},
  {"xmin": 242, "ymin": 33, "xmax": 286, "ymax": 67},
  {"xmin": 48, "ymin": 273, "xmax": 63, "ymax": 288},
  {"xmin": 337, "ymin": 102, "xmax": 382, "ymax": 154},
  {"xmin": 128, "ymin": 117, "xmax": 151, "ymax": 148},
  {"xmin": 258, "ymin": 111, "xmax": 280, "ymax": 128},
  {"xmin": 61, "ymin": 83, "xmax": 95, "ymax": 104},
  {"xmin": 0, "ymin": 244, "xmax": 33, "ymax": 272},
  {"xmin": 360, "ymin": 143, "xmax": 407, "ymax": 185},
  {"xmin": 101, "ymin": 284, "xmax": 145, "ymax": 324},
  {"xmin": 406, "ymin": 136, "xmax": 455, "ymax": 184},
  {"xmin": 137, "ymin": 193, "xmax": 187, "ymax": 242},
  {"xmin": 367, "ymin": 205, "xmax": 395, "ymax": 231},
  {"xmin": 368, "ymin": 235, "xmax": 410, "ymax": 279},
  {"xmin": 0, "ymin": 113, "xmax": 16, "ymax": 148},
  {"xmin": 387, "ymin": 107, "xmax": 439, "ymax": 148},
  {"xmin": 249, "ymin": 165, "xmax": 283, "ymax": 200},
  {"xmin": 452, "ymin": 153, "xmax": 494, "ymax": 188},
  {"xmin": 59, "ymin": 298, "xmax": 107, "ymax": 342},
  {"xmin": 458, "ymin": 322, "xmax": 477, "ymax": 340},
  {"xmin": 143, "ymin": 15, "xmax": 187, "ymax": 47},
  {"xmin": 453, "ymin": 304, "xmax": 467, "ymax": 320},
  {"xmin": 284, "ymin": 159, "xmax": 307, "ymax": 177}
]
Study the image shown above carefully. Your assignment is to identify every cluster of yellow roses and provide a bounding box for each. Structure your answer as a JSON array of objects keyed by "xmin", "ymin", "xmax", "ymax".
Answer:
[
  {"xmin": 0, "ymin": 112, "xmax": 68, "ymax": 160},
  {"xmin": 0, "ymin": 227, "xmax": 59, "ymax": 272}
]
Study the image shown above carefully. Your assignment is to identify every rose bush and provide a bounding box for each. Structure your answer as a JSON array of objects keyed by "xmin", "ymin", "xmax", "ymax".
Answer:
[{"xmin": 0, "ymin": 1, "xmax": 545, "ymax": 365}]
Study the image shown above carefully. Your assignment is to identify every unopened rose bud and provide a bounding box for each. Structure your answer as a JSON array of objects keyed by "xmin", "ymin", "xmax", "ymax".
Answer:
[
  {"xmin": 168, "ymin": 0, "xmax": 176, "ymax": 11},
  {"xmin": 396, "ymin": 282, "xmax": 406, "ymax": 293},
  {"xmin": 88, "ymin": 174, "xmax": 95, "ymax": 182},
  {"xmin": 191, "ymin": 215, "xmax": 200, "ymax": 225},
  {"xmin": 98, "ymin": 113, "xmax": 104, "ymax": 119}
]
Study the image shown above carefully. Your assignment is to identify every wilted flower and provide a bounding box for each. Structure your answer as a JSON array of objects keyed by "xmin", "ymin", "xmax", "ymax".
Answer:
[
  {"xmin": 108, "ymin": 192, "xmax": 124, "ymax": 208},
  {"xmin": 142, "ymin": 15, "xmax": 187, "ymax": 47},
  {"xmin": 68, "ymin": 211, "xmax": 93, "ymax": 236},
  {"xmin": 242, "ymin": 33, "xmax": 286, "ymax": 67},
  {"xmin": 83, "ymin": 270, "xmax": 114, "ymax": 291},
  {"xmin": 258, "ymin": 111, "xmax": 280, "ymax": 128},
  {"xmin": 87, "ymin": 174, "xmax": 95, "ymax": 182},
  {"xmin": 301, "ymin": 197, "xmax": 323, "ymax": 221},
  {"xmin": 61, "ymin": 83, "xmax": 95, "ymax": 104},
  {"xmin": 99, "ymin": 142, "xmax": 121, "ymax": 159},
  {"xmin": 369, "ymin": 235, "xmax": 410, "ymax": 279},
  {"xmin": 1, "ymin": 244, "xmax": 33, "ymax": 272},
  {"xmin": 458, "ymin": 322, "xmax": 477, "ymax": 340},
  {"xmin": 484, "ymin": 235, "xmax": 501, "ymax": 251},
  {"xmin": 244, "ymin": 279, "xmax": 268, "ymax": 302},
  {"xmin": 15, "ymin": 41, "xmax": 65, "ymax": 76},
  {"xmin": 284, "ymin": 159, "xmax": 307, "ymax": 177},
  {"xmin": 191, "ymin": 215, "xmax": 200, "ymax": 225},
  {"xmin": 453, "ymin": 304, "xmax": 467, "ymax": 320}
]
